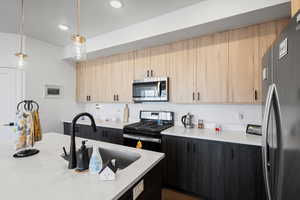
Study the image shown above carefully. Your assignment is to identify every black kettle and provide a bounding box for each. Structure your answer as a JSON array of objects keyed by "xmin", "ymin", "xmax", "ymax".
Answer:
[{"xmin": 77, "ymin": 140, "xmax": 90, "ymax": 170}]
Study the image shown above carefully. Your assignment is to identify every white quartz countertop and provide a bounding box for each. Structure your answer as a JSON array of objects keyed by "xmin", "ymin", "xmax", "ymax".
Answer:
[
  {"xmin": 162, "ymin": 126, "xmax": 262, "ymax": 146},
  {"xmin": 62, "ymin": 119, "xmax": 134, "ymax": 130},
  {"xmin": 0, "ymin": 133, "xmax": 164, "ymax": 200}
]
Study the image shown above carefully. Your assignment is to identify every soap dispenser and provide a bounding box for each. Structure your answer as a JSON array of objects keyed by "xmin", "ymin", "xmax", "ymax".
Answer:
[{"xmin": 77, "ymin": 140, "xmax": 90, "ymax": 171}]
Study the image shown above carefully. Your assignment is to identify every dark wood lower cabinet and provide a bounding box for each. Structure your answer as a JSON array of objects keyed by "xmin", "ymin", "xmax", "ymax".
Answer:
[
  {"xmin": 162, "ymin": 135, "xmax": 266, "ymax": 200},
  {"xmin": 63, "ymin": 122, "xmax": 123, "ymax": 145},
  {"xmin": 119, "ymin": 161, "xmax": 162, "ymax": 200}
]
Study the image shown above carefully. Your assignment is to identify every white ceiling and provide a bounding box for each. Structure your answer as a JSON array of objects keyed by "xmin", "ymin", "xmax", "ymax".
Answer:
[{"xmin": 0, "ymin": 0, "xmax": 205, "ymax": 46}]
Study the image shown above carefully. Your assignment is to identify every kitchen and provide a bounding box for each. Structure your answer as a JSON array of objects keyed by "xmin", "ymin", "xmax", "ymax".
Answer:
[{"xmin": 0, "ymin": 0, "xmax": 299, "ymax": 200}]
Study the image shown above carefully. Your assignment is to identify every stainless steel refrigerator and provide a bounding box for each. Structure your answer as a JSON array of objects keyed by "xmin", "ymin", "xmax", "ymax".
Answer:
[{"xmin": 262, "ymin": 11, "xmax": 300, "ymax": 200}]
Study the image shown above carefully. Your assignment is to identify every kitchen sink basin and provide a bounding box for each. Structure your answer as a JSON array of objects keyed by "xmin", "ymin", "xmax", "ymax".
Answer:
[{"xmin": 61, "ymin": 147, "xmax": 141, "ymax": 170}]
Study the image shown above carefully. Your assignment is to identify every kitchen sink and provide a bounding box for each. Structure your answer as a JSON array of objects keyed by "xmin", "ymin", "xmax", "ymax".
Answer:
[{"xmin": 61, "ymin": 147, "xmax": 141, "ymax": 170}]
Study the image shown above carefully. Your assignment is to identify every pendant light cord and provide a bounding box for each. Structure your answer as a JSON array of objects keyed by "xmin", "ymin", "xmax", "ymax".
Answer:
[
  {"xmin": 19, "ymin": 0, "xmax": 25, "ymax": 53},
  {"xmin": 76, "ymin": 0, "xmax": 80, "ymax": 35}
]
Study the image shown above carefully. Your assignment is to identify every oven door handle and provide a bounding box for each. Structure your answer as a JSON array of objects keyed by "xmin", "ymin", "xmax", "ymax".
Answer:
[{"xmin": 123, "ymin": 134, "xmax": 161, "ymax": 144}]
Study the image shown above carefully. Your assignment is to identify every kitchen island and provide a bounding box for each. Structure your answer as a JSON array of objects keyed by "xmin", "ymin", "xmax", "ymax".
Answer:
[{"xmin": 0, "ymin": 133, "xmax": 164, "ymax": 200}]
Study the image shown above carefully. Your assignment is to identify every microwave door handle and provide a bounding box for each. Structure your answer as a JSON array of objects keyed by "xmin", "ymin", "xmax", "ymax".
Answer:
[
  {"xmin": 262, "ymin": 84, "xmax": 275, "ymax": 200},
  {"xmin": 157, "ymin": 81, "xmax": 161, "ymax": 96}
]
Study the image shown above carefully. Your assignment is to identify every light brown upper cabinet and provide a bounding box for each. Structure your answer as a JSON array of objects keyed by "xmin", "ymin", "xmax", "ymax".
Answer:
[
  {"xmin": 134, "ymin": 45, "xmax": 168, "ymax": 79},
  {"xmin": 134, "ymin": 48, "xmax": 151, "ymax": 79},
  {"xmin": 76, "ymin": 18, "xmax": 289, "ymax": 104},
  {"xmin": 109, "ymin": 52, "xmax": 134, "ymax": 103},
  {"xmin": 196, "ymin": 32, "xmax": 229, "ymax": 103},
  {"xmin": 149, "ymin": 45, "xmax": 169, "ymax": 77},
  {"xmin": 228, "ymin": 25, "xmax": 259, "ymax": 104},
  {"xmin": 94, "ymin": 57, "xmax": 107, "ymax": 102},
  {"xmin": 76, "ymin": 61, "xmax": 97, "ymax": 103},
  {"xmin": 168, "ymin": 40, "xmax": 195, "ymax": 103},
  {"xmin": 76, "ymin": 62, "xmax": 86, "ymax": 103}
]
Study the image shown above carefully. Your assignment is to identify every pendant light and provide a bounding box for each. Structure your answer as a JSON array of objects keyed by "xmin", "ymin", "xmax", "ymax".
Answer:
[
  {"xmin": 15, "ymin": 0, "xmax": 27, "ymax": 70},
  {"xmin": 72, "ymin": 0, "xmax": 87, "ymax": 61}
]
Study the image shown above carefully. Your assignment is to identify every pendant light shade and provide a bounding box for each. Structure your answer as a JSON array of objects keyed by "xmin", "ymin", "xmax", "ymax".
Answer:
[
  {"xmin": 15, "ymin": 0, "xmax": 27, "ymax": 70},
  {"xmin": 72, "ymin": 0, "xmax": 87, "ymax": 61},
  {"xmin": 72, "ymin": 35, "xmax": 87, "ymax": 61},
  {"xmin": 15, "ymin": 53, "xmax": 27, "ymax": 69}
]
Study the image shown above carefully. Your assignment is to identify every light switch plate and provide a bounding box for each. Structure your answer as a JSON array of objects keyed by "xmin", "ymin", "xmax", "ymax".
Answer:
[{"xmin": 133, "ymin": 180, "xmax": 144, "ymax": 200}]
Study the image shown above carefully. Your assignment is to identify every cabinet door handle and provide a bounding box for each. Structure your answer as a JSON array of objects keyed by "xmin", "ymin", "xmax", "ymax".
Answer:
[
  {"xmin": 151, "ymin": 70, "xmax": 154, "ymax": 77},
  {"xmin": 147, "ymin": 70, "xmax": 149, "ymax": 77},
  {"xmin": 254, "ymin": 89, "xmax": 258, "ymax": 101},
  {"xmin": 197, "ymin": 92, "xmax": 200, "ymax": 101},
  {"xmin": 192, "ymin": 92, "xmax": 195, "ymax": 101},
  {"xmin": 193, "ymin": 143, "xmax": 196, "ymax": 153},
  {"xmin": 187, "ymin": 142, "xmax": 190, "ymax": 153}
]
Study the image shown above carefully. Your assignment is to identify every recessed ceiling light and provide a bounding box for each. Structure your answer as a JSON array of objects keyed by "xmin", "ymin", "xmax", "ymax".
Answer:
[
  {"xmin": 58, "ymin": 24, "xmax": 70, "ymax": 31},
  {"xmin": 110, "ymin": 0, "xmax": 123, "ymax": 8}
]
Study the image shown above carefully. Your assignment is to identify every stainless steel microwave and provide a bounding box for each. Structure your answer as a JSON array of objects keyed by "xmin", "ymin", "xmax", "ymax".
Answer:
[{"xmin": 132, "ymin": 77, "xmax": 169, "ymax": 102}]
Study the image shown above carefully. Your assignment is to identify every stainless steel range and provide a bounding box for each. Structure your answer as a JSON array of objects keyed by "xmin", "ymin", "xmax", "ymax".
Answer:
[{"xmin": 123, "ymin": 111, "xmax": 174, "ymax": 152}]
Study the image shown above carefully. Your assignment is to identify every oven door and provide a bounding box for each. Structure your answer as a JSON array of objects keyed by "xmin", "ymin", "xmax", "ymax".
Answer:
[{"xmin": 123, "ymin": 133, "xmax": 162, "ymax": 152}]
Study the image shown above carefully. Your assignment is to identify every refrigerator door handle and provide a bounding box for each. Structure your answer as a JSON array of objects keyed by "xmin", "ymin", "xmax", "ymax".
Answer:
[
  {"xmin": 272, "ymin": 84, "xmax": 283, "ymax": 199},
  {"xmin": 262, "ymin": 84, "xmax": 274, "ymax": 200}
]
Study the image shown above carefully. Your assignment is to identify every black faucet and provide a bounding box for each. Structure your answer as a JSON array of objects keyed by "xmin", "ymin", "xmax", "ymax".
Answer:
[{"xmin": 68, "ymin": 113, "xmax": 97, "ymax": 169}]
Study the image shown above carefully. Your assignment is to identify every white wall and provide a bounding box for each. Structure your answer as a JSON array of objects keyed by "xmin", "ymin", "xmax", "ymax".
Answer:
[
  {"xmin": 0, "ymin": 33, "xmax": 20, "ymax": 68},
  {"xmin": 0, "ymin": 32, "xmax": 80, "ymax": 133},
  {"xmin": 84, "ymin": 103, "xmax": 262, "ymax": 131}
]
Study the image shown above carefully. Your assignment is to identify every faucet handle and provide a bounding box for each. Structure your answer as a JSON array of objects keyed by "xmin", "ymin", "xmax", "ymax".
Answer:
[{"xmin": 62, "ymin": 147, "xmax": 68, "ymax": 157}]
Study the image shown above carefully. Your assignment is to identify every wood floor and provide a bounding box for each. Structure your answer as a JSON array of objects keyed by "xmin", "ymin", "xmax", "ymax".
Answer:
[{"xmin": 162, "ymin": 189, "xmax": 201, "ymax": 200}]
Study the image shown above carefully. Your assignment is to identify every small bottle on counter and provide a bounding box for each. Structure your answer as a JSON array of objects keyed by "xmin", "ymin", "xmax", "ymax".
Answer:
[
  {"xmin": 123, "ymin": 104, "xmax": 129, "ymax": 123},
  {"xmin": 89, "ymin": 145, "xmax": 103, "ymax": 174},
  {"xmin": 215, "ymin": 124, "xmax": 222, "ymax": 134},
  {"xmin": 198, "ymin": 120, "xmax": 204, "ymax": 129}
]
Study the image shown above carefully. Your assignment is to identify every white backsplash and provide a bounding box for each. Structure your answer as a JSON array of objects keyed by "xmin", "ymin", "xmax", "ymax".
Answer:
[{"xmin": 81, "ymin": 103, "xmax": 262, "ymax": 132}]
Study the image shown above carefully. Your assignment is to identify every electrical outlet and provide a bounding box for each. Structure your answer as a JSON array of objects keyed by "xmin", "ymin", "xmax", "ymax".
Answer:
[
  {"xmin": 238, "ymin": 112, "xmax": 245, "ymax": 121},
  {"xmin": 95, "ymin": 104, "xmax": 101, "ymax": 110},
  {"xmin": 133, "ymin": 180, "xmax": 144, "ymax": 200}
]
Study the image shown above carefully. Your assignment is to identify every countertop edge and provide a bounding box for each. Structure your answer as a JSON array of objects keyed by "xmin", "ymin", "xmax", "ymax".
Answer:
[
  {"xmin": 161, "ymin": 128, "xmax": 262, "ymax": 147},
  {"xmin": 62, "ymin": 120, "xmax": 262, "ymax": 147},
  {"xmin": 161, "ymin": 132, "xmax": 261, "ymax": 147},
  {"xmin": 62, "ymin": 120, "xmax": 132, "ymax": 130}
]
